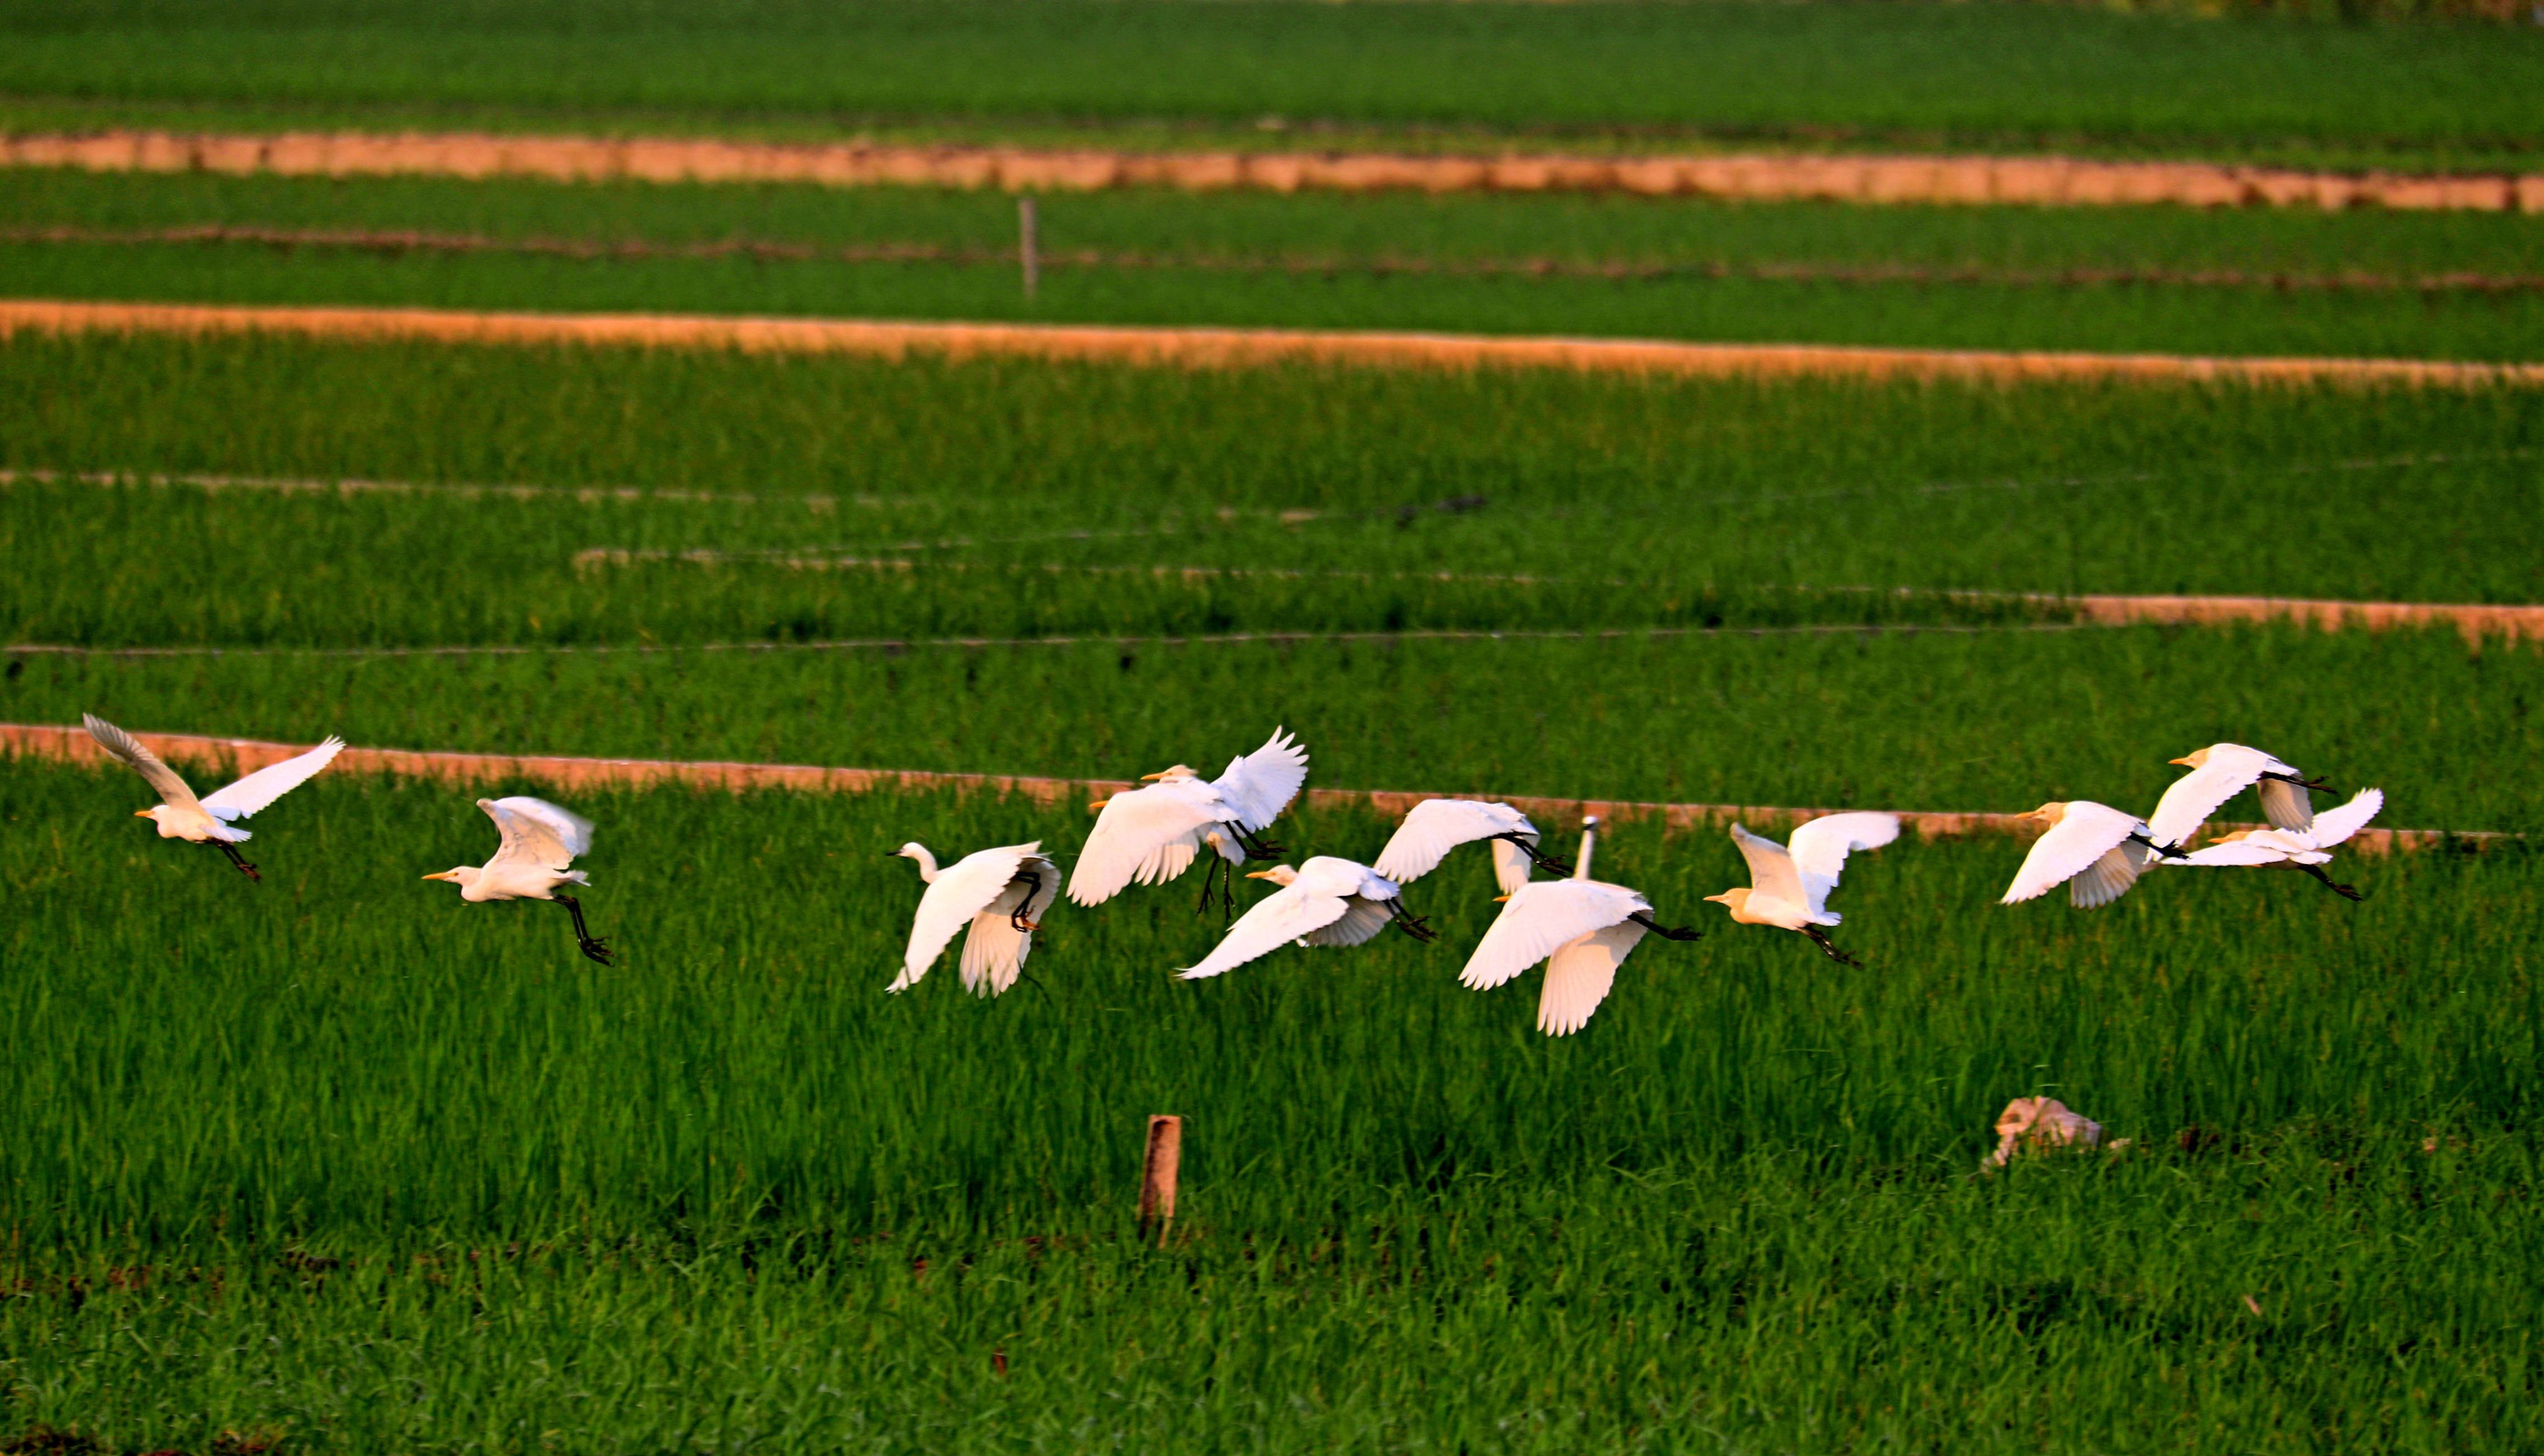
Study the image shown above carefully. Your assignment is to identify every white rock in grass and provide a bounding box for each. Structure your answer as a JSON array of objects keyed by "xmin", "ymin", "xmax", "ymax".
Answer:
[{"xmin": 1987, "ymin": 1097, "xmax": 2128, "ymax": 1168}]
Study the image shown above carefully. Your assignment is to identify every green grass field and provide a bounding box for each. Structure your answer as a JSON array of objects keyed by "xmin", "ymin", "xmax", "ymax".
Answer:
[{"xmin": 4, "ymin": 0, "xmax": 2543, "ymax": 170}]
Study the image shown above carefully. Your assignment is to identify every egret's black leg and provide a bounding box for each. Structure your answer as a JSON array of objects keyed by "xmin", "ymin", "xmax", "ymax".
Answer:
[
  {"xmin": 1800, "ymin": 926, "xmax": 1863, "ymax": 967},
  {"xmin": 555, "ymin": 893, "xmax": 614, "ymax": 965},
  {"xmin": 2128, "ymin": 831, "xmax": 2186, "ymax": 857},
  {"xmin": 1231, "ymin": 825, "xmax": 1284, "ymax": 862},
  {"xmin": 1491, "ymin": 832, "xmax": 1572, "ymax": 877},
  {"xmin": 2266, "ymin": 771, "xmax": 2337, "ymax": 795},
  {"xmin": 1383, "ymin": 898, "xmax": 1437, "ymax": 943},
  {"xmin": 2299, "ymin": 864, "xmax": 2365, "ymax": 902},
  {"xmin": 1627, "ymin": 911, "xmax": 1702, "ymax": 943},
  {"xmin": 212, "ymin": 841, "xmax": 262, "ymax": 883},
  {"xmin": 1011, "ymin": 871, "xmax": 1042, "ymax": 932}
]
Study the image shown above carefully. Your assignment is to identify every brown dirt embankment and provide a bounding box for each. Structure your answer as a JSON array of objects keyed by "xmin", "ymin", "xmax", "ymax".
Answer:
[
  {"xmin": 0, "ymin": 722, "xmax": 2492, "ymax": 856},
  {"xmin": 7, "ymin": 128, "xmax": 2543, "ymax": 212},
  {"xmin": 7, "ymin": 299, "xmax": 2542, "ymax": 390}
]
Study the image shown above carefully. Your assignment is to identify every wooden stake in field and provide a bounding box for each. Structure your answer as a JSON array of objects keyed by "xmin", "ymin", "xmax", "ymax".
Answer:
[
  {"xmin": 1017, "ymin": 196, "xmax": 1039, "ymax": 301},
  {"xmin": 1139, "ymin": 1113, "xmax": 1181, "ymax": 1246}
]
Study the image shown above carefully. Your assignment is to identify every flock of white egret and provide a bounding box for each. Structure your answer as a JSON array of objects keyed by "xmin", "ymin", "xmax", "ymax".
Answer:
[{"xmin": 84, "ymin": 716, "xmax": 2379, "ymax": 1036}]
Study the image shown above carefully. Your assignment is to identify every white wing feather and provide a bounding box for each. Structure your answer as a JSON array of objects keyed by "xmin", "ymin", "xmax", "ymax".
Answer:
[
  {"xmin": 2146, "ymin": 744, "xmax": 2293, "ymax": 848},
  {"xmin": 1784, "ymin": 812, "xmax": 1901, "ymax": 914},
  {"xmin": 481, "ymin": 797, "xmax": 592, "ymax": 874},
  {"xmin": 2173, "ymin": 838, "xmax": 2324, "ymax": 868},
  {"xmin": 1297, "ymin": 895, "xmax": 1394, "ymax": 947},
  {"xmin": 1460, "ymin": 880, "xmax": 1644, "ymax": 991},
  {"xmin": 895, "ymin": 843, "xmax": 1035, "ymax": 993},
  {"xmin": 2001, "ymin": 804, "xmax": 2142, "ymax": 905},
  {"xmin": 1727, "ymin": 823, "xmax": 1809, "ymax": 908},
  {"xmin": 1538, "ymin": 920, "xmax": 1647, "ymax": 1036},
  {"xmin": 1212, "ymin": 728, "xmax": 1310, "ymax": 833},
  {"xmin": 955, "ymin": 851, "xmax": 1056, "ymax": 997},
  {"xmin": 1066, "ymin": 780, "xmax": 1222, "ymax": 906},
  {"xmin": 2069, "ymin": 841, "xmax": 2156, "ymax": 908},
  {"xmin": 2306, "ymin": 789, "xmax": 2382, "ymax": 848},
  {"xmin": 2255, "ymin": 778, "xmax": 2316, "ymax": 834},
  {"xmin": 1372, "ymin": 799, "xmax": 1536, "ymax": 888},
  {"xmin": 82, "ymin": 713, "xmax": 201, "ymax": 808},
  {"xmin": 201, "ymin": 736, "xmax": 346, "ymax": 820},
  {"xmin": 1178, "ymin": 879, "xmax": 1352, "ymax": 980}
]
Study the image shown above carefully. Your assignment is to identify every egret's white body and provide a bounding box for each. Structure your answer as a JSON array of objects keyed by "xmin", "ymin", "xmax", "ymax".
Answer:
[
  {"xmin": 2001, "ymin": 801, "xmax": 2163, "ymax": 908},
  {"xmin": 2147, "ymin": 743, "xmax": 2322, "ymax": 849},
  {"xmin": 1458, "ymin": 818, "xmax": 1681, "ymax": 1036},
  {"xmin": 1704, "ymin": 812, "xmax": 1899, "ymax": 962},
  {"xmin": 1177, "ymin": 856, "xmax": 1414, "ymax": 980},
  {"xmin": 2168, "ymin": 789, "xmax": 2383, "ymax": 898},
  {"xmin": 1067, "ymin": 728, "xmax": 1309, "ymax": 907},
  {"xmin": 85, "ymin": 712, "xmax": 343, "ymax": 877},
  {"xmin": 889, "ymin": 841, "xmax": 1060, "ymax": 996},
  {"xmin": 424, "ymin": 797, "xmax": 613, "ymax": 962},
  {"xmin": 1373, "ymin": 798, "xmax": 1548, "ymax": 896}
]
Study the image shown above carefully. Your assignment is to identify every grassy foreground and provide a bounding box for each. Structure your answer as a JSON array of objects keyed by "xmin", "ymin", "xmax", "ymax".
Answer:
[{"xmin": 2, "ymin": 759, "xmax": 2537, "ymax": 1452}]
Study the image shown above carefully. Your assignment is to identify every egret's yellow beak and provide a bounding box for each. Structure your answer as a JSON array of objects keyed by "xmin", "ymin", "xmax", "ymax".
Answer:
[
  {"xmin": 1246, "ymin": 870, "xmax": 1276, "ymax": 880},
  {"xmin": 1492, "ymin": 893, "xmax": 1510, "ymax": 903},
  {"xmin": 421, "ymin": 870, "xmax": 456, "ymax": 882},
  {"xmin": 1703, "ymin": 892, "xmax": 1731, "ymax": 905},
  {"xmin": 133, "ymin": 808, "xmax": 154, "ymax": 817},
  {"xmin": 1139, "ymin": 771, "xmax": 1166, "ymax": 782},
  {"xmin": 1089, "ymin": 797, "xmax": 1111, "ymax": 811},
  {"xmin": 2168, "ymin": 756, "xmax": 2195, "ymax": 766}
]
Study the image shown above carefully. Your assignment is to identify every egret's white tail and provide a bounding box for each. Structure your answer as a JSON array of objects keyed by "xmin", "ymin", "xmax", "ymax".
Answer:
[{"xmin": 561, "ymin": 869, "xmax": 591, "ymax": 886}]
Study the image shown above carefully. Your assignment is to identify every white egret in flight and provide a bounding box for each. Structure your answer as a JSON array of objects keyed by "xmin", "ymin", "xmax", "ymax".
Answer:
[
  {"xmin": 2166, "ymin": 788, "xmax": 2383, "ymax": 902},
  {"xmin": 423, "ymin": 797, "xmax": 613, "ymax": 964},
  {"xmin": 2000, "ymin": 801, "xmax": 2174, "ymax": 908},
  {"xmin": 1176, "ymin": 856, "xmax": 1433, "ymax": 981},
  {"xmin": 1702, "ymin": 812, "xmax": 1900, "ymax": 965},
  {"xmin": 888, "ymin": 841, "xmax": 1060, "ymax": 995},
  {"xmin": 2148, "ymin": 743, "xmax": 2333, "ymax": 848},
  {"xmin": 1373, "ymin": 798, "xmax": 1570, "ymax": 897},
  {"xmin": 84, "ymin": 712, "xmax": 343, "ymax": 882},
  {"xmin": 1068, "ymin": 728, "xmax": 1310, "ymax": 914},
  {"xmin": 1457, "ymin": 816, "xmax": 1701, "ymax": 1036}
]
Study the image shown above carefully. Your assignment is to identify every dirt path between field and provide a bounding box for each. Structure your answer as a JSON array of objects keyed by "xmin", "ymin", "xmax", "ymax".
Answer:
[
  {"xmin": 9, "ymin": 129, "xmax": 2542, "ymax": 213},
  {"xmin": 8, "ymin": 299, "xmax": 2540, "ymax": 389},
  {"xmin": 0, "ymin": 721, "xmax": 2491, "ymax": 856}
]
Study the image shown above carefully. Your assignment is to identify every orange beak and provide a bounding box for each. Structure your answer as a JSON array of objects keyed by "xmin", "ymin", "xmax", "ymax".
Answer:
[
  {"xmin": 1492, "ymin": 893, "xmax": 1511, "ymax": 903},
  {"xmin": 421, "ymin": 870, "xmax": 456, "ymax": 882},
  {"xmin": 1246, "ymin": 870, "xmax": 1276, "ymax": 880},
  {"xmin": 1139, "ymin": 771, "xmax": 1166, "ymax": 782},
  {"xmin": 133, "ymin": 808, "xmax": 152, "ymax": 817},
  {"xmin": 2168, "ymin": 756, "xmax": 2194, "ymax": 766},
  {"xmin": 1088, "ymin": 797, "xmax": 1111, "ymax": 811}
]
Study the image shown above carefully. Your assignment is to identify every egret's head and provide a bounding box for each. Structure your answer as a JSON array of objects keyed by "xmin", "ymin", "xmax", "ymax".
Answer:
[
  {"xmin": 1704, "ymin": 889, "xmax": 1749, "ymax": 913},
  {"xmin": 421, "ymin": 866, "xmax": 476, "ymax": 888},
  {"xmin": 1140, "ymin": 764, "xmax": 1199, "ymax": 783},
  {"xmin": 891, "ymin": 842, "xmax": 929, "ymax": 861},
  {"xmin": 1245, "ymin": 865, "xmax": 1299, "ymax": 887},
  {"xmin": 2208, "ymin": 829, "xmax": 2255, "ymax": 846},
  {"xmin": 2169, "ymin": 747, "xmax": 2213, "ymax": 769},
  {"xmin": 2019, "ymin": 802, "xmax": 2069, "ymax": 826},
  {"xmin": 132, "ymin": 805, "xmax": 165, "ymax": 824}
]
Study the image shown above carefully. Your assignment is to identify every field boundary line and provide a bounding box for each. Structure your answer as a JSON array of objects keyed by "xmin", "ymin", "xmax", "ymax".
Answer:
[
  {"xmin": 7, "ymin": 129, "xmax": 2541, "ymax": 214},
  {"xmin": 0, "ymin": 721, "xmax": 2496, "ymax": 856},
  {"xmin": 7, "ymin": 299, "xmax": 2540, "ymax": 389}
]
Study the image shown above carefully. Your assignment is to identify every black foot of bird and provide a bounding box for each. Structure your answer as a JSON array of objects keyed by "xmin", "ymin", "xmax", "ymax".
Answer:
[
  {"xmin": 2302, "ymin": 866, "xmax": 2365, "ymax": 902},
  {"xmin": 556, "ymin": 894, "xmax": 614, "ymax": 964},
  {"xmin": 1802, "ymin": 926, "xmax": 1863, "ymax": 967},
  {"xmin": 216, "ymin": 843, "xmax": 262, "ymax": 882},
  {"xmin": 1629, "ymin": 912, "xmax": 1702, "ymax": 943},
  {"xmin": 1386, "ymin": 902, "xmax": 1438, "ymax": 943}
]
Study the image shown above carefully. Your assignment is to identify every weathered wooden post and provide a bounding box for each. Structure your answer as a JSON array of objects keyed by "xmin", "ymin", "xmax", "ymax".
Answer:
[
  {"xmin": 1018, "ymin": 196, "xmax": 1040, "ymax": 301},
  {"xmin": 1138, "ymin": 1113, "xmax": 1181, "ymax": 1246}
]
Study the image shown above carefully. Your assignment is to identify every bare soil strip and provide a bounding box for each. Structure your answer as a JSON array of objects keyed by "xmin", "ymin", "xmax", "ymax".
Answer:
[
  {"xmin": 8, "ymin": 299, "xmax": 2539, "ymax": 389},
  {"xmin": 0, "ymin": 721, "xmax": 2481, "ymax": 854},
  {"xmin": 8, "ymin": 129, "xmax": 2542, "ymax": 214},
  {"xmin": 17, "ymin": 224, "xmax": 2544, "ymax": 296}
]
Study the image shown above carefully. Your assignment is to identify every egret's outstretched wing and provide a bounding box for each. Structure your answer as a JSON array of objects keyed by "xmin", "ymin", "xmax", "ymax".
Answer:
[
  {"xmin": 2255, "ymin": 778, "xmax": 2316, "ymax": 834},
  {"xmin": 1212, "ymin": 728, "xmax": 1309, "ymax": 833},
  {"xmin": 2174, "ymin": 839, "xmax": 2315, "ymax": 869},
  {"xmin": 1297, "ymin": 896, "xmax": 1393, "ymax": 947},
  {"xmin": 2001, "ymin": 807, "xmax": 2139, "ymax": 905},
  {"xmin": 2069, "ymin": 841, "xmax": 2157, "ymax": 908},
  {"xmin": 201, "ymin": 736, "xmax": 346, "ymax": 820},
  {"xmin": 481, "ymin": 797, "xmax": 593, "ymax": 874},
  {"xmin": 1727, "ymin": 823, "xmax": 1808, "ymax": 907},
  {"xmin": 83, "ymin": 713, "xmax": 200, "ymax": 808},
  {"xmin": 956, "ymin": 850, "xmax": 1055, "ymax": 997},
  {"xmin": 1538, "ymin": 920, "xmax": 1647, "ymax": 1036},
  {"xmin": 896, "ymin": 843, "xmax": 1035, "ymax": 993},
  {"xmin": 1460, "ymin": 880, "xmax": 1642, "ymax": 990},
  {"xmin": 1178, "ymin": 880, "xmax": 1351, "ymax": 980},
  {"xmin": 1373, "ymin": 799, "xmax": 1536, "ymax": 892},
  {"xmin": 2307, "ymin": 789, "xmax": 2382, "ymax": 848},
  {"xmin": 2147, "ymin": 744, "xmax": 2289, "ymax": 848},
  {"xmin": 1785, "ymin": 812, "xmax": 1901, "ymax": 913},
  {"xmin": 1067, "ymin": 784, "xmax": 1219, "ymax": 906}
]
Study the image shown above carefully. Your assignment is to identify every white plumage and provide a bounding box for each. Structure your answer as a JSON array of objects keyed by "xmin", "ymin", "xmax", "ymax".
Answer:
[
  {"xmin": 1178, "ymin": 856, "xmax": 1411, "ymax": 980},
  {"xmin": 1458, "ymin": 817, "xmax": 1688, "ymax": 1036},
  {"xmin": 423, "ymin": 797, "xmax": 613, "ymax": 963},
  {"xmin": 2167, "ymin": 789, "xmax": 2383, "ymax": 900},
  {"xmin": 1704, "ymin": 812, "xmax": 1899, "ymax": 962},
  {"xmin": 1066, "ymin": 728, "xmax": 1309, "ymax": 907},
  {"xmin": 889, "ymin": 841, "xmax": 1060, "ymax": 996},
  {"xmin": 85, "ymin": 712, "xmax": 344, "ymax": 879},
  {"xmin": 2001, "ymin": 801, "xmax": 2163, "ymax": 908},
  {"xmin": 2146, "ymin": 742, "xmax": 2317, "ymax": 848},
  {"xmin": 1372, "ymin": 798, "xmax": 1547, "ymax": 897}
]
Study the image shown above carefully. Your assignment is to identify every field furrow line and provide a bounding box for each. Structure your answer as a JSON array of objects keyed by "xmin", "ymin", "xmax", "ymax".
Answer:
[
  {"xmin": 8, "ymin": 299, "xmax": 2540, "ymax": 387},
  {"xmin": 0, "ymin": 720, "xmax": 2497, "ymax": 855},
  {"xmin": 8, "ymin": 129, "xmax": 2540, "ymax": 213}
]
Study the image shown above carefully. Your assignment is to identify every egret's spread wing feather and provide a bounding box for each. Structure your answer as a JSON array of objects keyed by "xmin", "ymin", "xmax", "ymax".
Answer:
[
  {"xmin": 1459, "ymin": 880, "xmax": 1642, "ymax": 991},
  {"xmin": 2174, "ymin": 840, "xmax": 2302, "ymax": 868},
  {"xmin": 2069, "ymin": 841, "xmax": 2157, "ymax": 908},
  {"xmin": 2256, "ymin": 778, "xmax": 2315, "ymax": 834},
  {"xmin": 1212, "ymin": 728, "xmax": 1309, "ymax": 833},
  {"xmin": 1371, "ymin": 799, "xmax": 1533, "ymax": 887},
  {"xmin": 2147, "ymin": 746, "xmax": 2286, "ymax": 848},
  {"xmin": 2307, "ymin": 789, "xmax": 2381, "ymax": 847},
  {"xmin": 1298, "ymin": 896, "xmax": 1393, "ymax": 947},
  {"xmin": 956, "ymin": 851, "xmax": 1056, "ymax": 997},
  {"xmin": 1785, "ymin": 812, "xmax": 1901, "ymax": 913},
  {"xmin": 83, "ymin": 713, "xmax": 201, "ymax": 808},
  {"xmin": 480, "ymin": 797, "xmax": 590, "ymax": 874},
  {"xmin": 1178, "ymin": 882, "xmax": 1350, "ymax": 979},
  {"xmin": 896, "ymin": 844, "xmax": 1033, "ymax": 992},
  {"xmin": 1067, "ymin": 784, "xmax": 1219, "ymax": 905},
  {"xmin": 2001, "ymin": 809, "xmax": 2138, "ymax": 905},
  {"xmin": 1538, "ymin": 920, "xmax": 1647, "ymax": 1036},
  {"xmin": 490, "ymin": 796, "xmax": 595, "ymax": 857},
  {"xmin": 1727, "ymin": 823, "xmax": 1808, "ymax": 907},
  {"xmin": 201, "ymin": 736, "xmax": 345, "ymax": 820}
]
